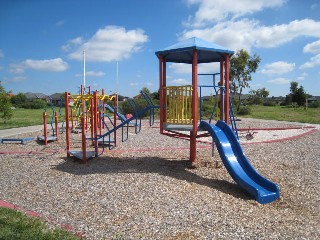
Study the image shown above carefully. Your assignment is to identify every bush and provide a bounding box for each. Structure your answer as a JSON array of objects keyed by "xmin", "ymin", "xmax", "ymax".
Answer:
[
  {"xmin": 309, "ymin": 101, "xmax": 320, "ymax": 108},
  {"xmin": 22, "ymin": 99, "xmax": 48, "ymax": 109},
  {"xmin": 237, "ymin": 106, "xmax": 251, "ymax": 115},
  {"xmin": 120, "ymin": 98, "xmax": 149, "ymax": 118},
  {"xmin": 263, "ymin": 101, "xmax": 276, "ymax": 106}
]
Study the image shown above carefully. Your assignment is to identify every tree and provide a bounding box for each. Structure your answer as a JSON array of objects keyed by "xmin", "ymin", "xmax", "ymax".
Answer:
[
  {"xmin": 0, "ymin": 81, "xmax": 5, "ymax": 94},
  {"xmin": 11, "ymin": 92, "xmax": 27, "ymax": 107},
  {"xmin": 0, "ymin": 81, "xmax": 13, "ymax": 123},
  {"xmin": 289, "ymin": 81, "xmax": 307, "ymax": 106},
  {"xmin": 248, "ymin": 87, "xmax": 269, "ymax": 105},
  {"xmin": 141, "ymin": 87, "xmax": 150, "ymax": 95},
  {"xmin": 230, "ymin": 49, "xmax": 261, "ymax": 110}
]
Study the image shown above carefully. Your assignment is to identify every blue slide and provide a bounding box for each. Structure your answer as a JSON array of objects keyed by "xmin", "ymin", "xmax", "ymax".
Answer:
[{"xmin": 199, "ymin": 120, "xmax": 280, "ymax": 204}]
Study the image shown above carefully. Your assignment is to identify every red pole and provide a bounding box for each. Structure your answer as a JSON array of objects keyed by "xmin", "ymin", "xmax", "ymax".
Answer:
[
  {"xmin": 102, "ymin": 88, "xmax": 105, "ymax": 130},
  {"xmin": 81, "ymin": 114, "xmax": 87, "ymax": 164},
  {"xmin": 55, "ymin": 111, "xmax": 59, "ymax": 140},
  {"xmin": 93, "ymin": 91, "xmax": 99, "ymax": 155},
  {"xmin": 159, "ymin": 55, "xmax": 164, "ymax": 134},
  {"xmin": 43, "ymin": 112, "xmax": 47, "ymax": 145},
  {"xmin": 220, "ymin": 57, "xmax": 225, "ymax": 121},
  {"xmin": 65, "ymin": 92, "xmax": 70, "ymax": 157},
  {"xmin": 224, "ymin": 54, "xmax": 230, "ymax": 124},
  {"xmin": 190, "ymin": 50, "xmax": 198, "ymax": 164},
  {"xmin": 163, "ymin": 60, "xmax": 167, "ymax": 126}
]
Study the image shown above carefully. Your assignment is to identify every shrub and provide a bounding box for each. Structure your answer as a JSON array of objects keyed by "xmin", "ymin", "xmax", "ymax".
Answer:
[
  {"xmin": 263, "ymin": 101, "xmax": 276, "ymax": 106},
  {"xmin": 120, "ymin": 98, "xmax": 149, "ymax": 118},
  {"xmin": 22, "ymin": 99, "xmax": 48, "ymax": 109},
  {"xmin": 237, "ymin": 106, "xmax": 251, "ymax": 115},
  {"xmin": 309, "ymin": 101, "xmax": 320, "ymax": 108}
]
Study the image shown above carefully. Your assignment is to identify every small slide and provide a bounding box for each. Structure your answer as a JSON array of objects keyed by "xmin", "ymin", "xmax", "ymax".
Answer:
[{"xmin": 199, "ymin": 120, "xmax": 280, "ymax": 204}]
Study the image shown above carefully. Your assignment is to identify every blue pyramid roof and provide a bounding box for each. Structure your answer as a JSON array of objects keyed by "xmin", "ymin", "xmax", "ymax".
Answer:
[{"xmin": 155, "ymin": 37, "xmax": 234, "ymax": 63}]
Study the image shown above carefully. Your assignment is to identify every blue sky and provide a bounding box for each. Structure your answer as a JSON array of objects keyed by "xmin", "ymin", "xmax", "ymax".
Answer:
[{"xmin": 0, "ymin": 0, "xmax": 319, "ymax": 97}]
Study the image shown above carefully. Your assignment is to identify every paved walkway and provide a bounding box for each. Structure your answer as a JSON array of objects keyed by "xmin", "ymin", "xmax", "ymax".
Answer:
[{"xmin": 0, "ymin": 125, "xmax": 46, "ymax": 138}]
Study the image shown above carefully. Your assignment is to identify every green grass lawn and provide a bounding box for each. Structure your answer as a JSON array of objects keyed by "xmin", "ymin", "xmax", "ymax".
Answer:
[
  {"xmin": 242, "ymin": 105, "xmax": 320, "ymax": 124},
  {"xmin": 0, "ymin": 105, "xmax": 319, "ymax": 130},
  {"xmin": 0, "ymin": 207, "xmax": 79, "ymax": 240},
  {"xmin": 0, "ymin": 108, "xmax": 65, "ymax": 130}
]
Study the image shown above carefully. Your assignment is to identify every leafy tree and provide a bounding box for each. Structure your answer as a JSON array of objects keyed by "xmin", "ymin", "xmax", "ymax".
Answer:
[
  {"xmin": 11, "ymin": 92, "xmax": 27, "ymax": 107},
  {"xmin": 0, "ymin": 81, "xmax": 5, "ymax": 94},
  {"xmin": 248, "ymin": 87, "xmax": 269, "ymax": 105},
  {"xmin": 289, "ymin": 81, "xmax": 307, "ymax": 106},
  {"xmin": 0, "ymin": 94, "xmax": 13, "ymax": 123},
  {"xmin": 230, "ymin": 49, "xmax": 261, "ymax": 110},
  {"xmin": 141, "ymin": 87, "xmax": 150, "ymax": 95},
  {"xmin": 0, "ymin": 81, "xmax": 13, "ymax": 123},
  {"xmin": 150, "ymin": 91, "xmax": 159, "ymax": 100}
]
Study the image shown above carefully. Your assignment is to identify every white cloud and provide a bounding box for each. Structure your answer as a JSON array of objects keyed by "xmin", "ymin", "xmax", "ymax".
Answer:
[
  {"xmin": 303, "ymin": 40, "xmax": 320, "ymax": 54},
  {"xmin": 261, "ymin": 61, "xmax": 295, "ymax": 74},
  {"xmin": 68, "ymin": 25, "xmax": 148, "ymax": 62},
  {"xmin": 267, "ymin": 77, "xmax": 290, "ymax": 84},
  {"xmin": 55, "ymin": 20, "xmax": 65, "ymax": 27},
  {"xmin": 299, "ymin": 54, "xmax": 320, "ymax": 69},
  {"xmin": 8, "ymin": 76, "xmax": 27, "ymax": 82},
  {"xmin": 296, "ymin": 76, "xmax": 305, "ymax": 81},
  {"xmin": 61, "ymin": 37, "xmax": 83, "ymax": 51},
  {"xmin": 186, "ymin": 0, "xmax": 285, "ymax": 26},
  {"xmin": 170, "ymin": 78, "xmax": 190, "ymax": 85},
  {"xmin": 75, "ymin": 71, "xmax": 105, "ymax": 77},
  {"xmin": 180, "ymin": 19, "xmax": 320, "ymax": 52},
  {"xmin": 10, "ymin": 58, "xmax": 69, "ymax": 73},
  {"xmin": 311, "ymin": 3, "xmax": 318, "ymax": 10},
  {"xmin": 0, "ymin": 49, "xmax": 4, "ymax": 58},
  {"xmin": 23, "ymin": 58, "xmax": 69, "ymax": 71},
  {"xmin": 129, "ymin": 82, "xmax": 153, "ymax": 87}
]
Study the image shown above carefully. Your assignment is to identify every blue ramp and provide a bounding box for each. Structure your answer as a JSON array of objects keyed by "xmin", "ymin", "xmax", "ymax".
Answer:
[{"xmin": 199, "ymin": 120, "xmax": 280, "ymax": 204}]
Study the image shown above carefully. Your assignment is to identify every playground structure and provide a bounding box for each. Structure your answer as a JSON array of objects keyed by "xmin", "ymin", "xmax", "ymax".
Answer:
[
  {"xmin": 37, "ymin": 97, "xmax": 65, "ymax": 145},
  {"xmin": 64, "ymin": 86, "xmax": 158, "ymax": 163},
  {"xmin": 155, "ymin": 37, "xmax": 280, "ymax": 204}
]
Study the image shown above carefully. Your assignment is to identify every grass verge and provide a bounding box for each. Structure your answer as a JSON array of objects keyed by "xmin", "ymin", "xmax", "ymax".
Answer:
[
  {"xmin": 0, "ymin": 207, "xmax": 79, "ymax": 240},
  {"xmin": 0, "ymin": 108, "xmax": 65, "ymax": 130},
  {"xmin": 242, "ymin": 105, "xmax": 320, "ymax": 124}
]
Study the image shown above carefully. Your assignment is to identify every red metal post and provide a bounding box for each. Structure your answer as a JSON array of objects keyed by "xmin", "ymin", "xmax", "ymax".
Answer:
[
  {"xmin": 65, "ymin": 92, "xmax": 70, "ymax": 157},
  {"xmin": 101, "ymin": 88, "xmax": 105, "ymax": 130},
  {"xmin": 220, "ymin": 57, "xmax": 225, "ymax": 121},
  {"xmin": 224, "ymin": 54, "xmax": 230, "ymax": 124},
  {"xmin": 159, "ymin": 55, "xmax": 164, "ymax": 134},
  {"xmin": 93, "ymin": 91, "xmax": 99, "ymax": 156},
  {"xmin": 81, "ymin": 114, "xmax": 87, "ymax": 164},
  {"xmin": 43, "ymin": 112, "xmax": 47, "ymax": 145},
  {"xmin": 163, "ymin": 60, "xmax": 166, "ymax": 126},
  {"xmin": 190, "ymin": 50, "xmax": 198, "ymax": 163}
]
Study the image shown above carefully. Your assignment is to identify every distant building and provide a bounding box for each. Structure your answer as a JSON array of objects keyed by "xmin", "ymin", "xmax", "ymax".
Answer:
[
  {"xmin": 266, "ymin": 96, "xmax": 286, "ymax": 105},
  {"xmin": 50, "ymin": 93, "xmax": 64, "ymax": 106},
  {"xmin": 25, "ymin": 92, "xmax": 50, "ymax": 103},
  {"xmin": 307, "ymin": 96, "xmax": 320, "ymax": 103}
]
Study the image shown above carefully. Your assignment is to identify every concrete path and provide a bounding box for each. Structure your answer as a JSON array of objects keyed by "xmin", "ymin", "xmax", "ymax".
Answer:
[{"xmin": 0, "ymin": 125, "xmax": 45, "ymax": 138}]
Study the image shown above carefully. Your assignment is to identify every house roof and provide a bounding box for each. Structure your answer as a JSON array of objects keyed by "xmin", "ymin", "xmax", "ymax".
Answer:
[
  {"xmin": 25, "ymin": 92, "xmax": 49, "ymax": 99},
  {"xmin": 50, "ymin": 93, "xmax": 64, "ymax": 100},
  {"xmin": 155, "ymin": 37, "xmax": 234, "ymax": 64}
]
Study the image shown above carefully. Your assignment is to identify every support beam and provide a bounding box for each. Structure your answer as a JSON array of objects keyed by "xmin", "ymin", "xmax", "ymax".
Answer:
[
  {"xmin": 190, "ymin": 50, "xmax": 198, "ymax": 163},
  {"xmin": 220, "ymin": 57, "xmax": 225, "ymax": 121},
  {"xmin": 224, "ymin": 54, "xmax": 230, "ymax": 124}
]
